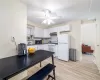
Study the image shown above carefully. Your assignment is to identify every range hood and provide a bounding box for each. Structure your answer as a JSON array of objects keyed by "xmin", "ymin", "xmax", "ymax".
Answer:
[{"xmin": 50, "ymin": 32, "xmax": 57, "ymax": 36}]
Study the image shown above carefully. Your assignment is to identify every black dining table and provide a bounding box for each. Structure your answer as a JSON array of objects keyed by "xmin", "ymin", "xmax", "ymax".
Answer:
[{"xmin": 0, "ymin": 50, "xmax": 55, "ymax": 80}]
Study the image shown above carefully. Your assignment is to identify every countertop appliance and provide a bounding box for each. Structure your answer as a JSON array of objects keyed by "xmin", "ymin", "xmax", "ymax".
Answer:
[
  {"xmin": 35, "ymin": 40, "xmax": 42, "ymax": 44},
  {"xmin": 27, "ymin": 41, "xmax": 34, "ymax": 45},
  {"xmin": 58, "ymin": 34, "xmax": 70, "ymax": 61},
  {"xmin": 18, "ymin": 43, "xmax": 27, "ymax": 56}
]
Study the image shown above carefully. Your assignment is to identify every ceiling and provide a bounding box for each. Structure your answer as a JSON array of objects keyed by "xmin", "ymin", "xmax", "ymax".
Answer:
[{"xmin": 21, "ymin": 0, "xmax": 100, "ymax": 27}]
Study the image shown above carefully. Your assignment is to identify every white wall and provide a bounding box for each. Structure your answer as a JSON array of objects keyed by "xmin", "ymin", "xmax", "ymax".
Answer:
[
  {"xmin": 0, "ymin": 0, "xmax": 27, "ymax": 58},
  {"xmin": 81, "ymin": 23, "xmax": 96, "ymax": 50},
  {"xmin": 68, "ymin": 21, "xmax": 82, "ymax": 61}
]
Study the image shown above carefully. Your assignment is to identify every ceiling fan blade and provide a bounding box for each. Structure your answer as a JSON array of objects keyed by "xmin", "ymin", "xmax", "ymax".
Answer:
[
  {"xmin": 42, "ymin": 19, "xmax": 55, "ymax": 25},
  {"xmin": 50, "ymin": 17, "xmax": 61, "ymax": 19},
  {"xmin": 48, "ymin": 20, "xmax": 55, "ymax": 25},
  {"xmin": 42, "ymin": 20, "xmax": 47, "ymax": 24}
]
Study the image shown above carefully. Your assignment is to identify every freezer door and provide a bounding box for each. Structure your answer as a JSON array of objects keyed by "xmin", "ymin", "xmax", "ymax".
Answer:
[
  {"xmin": 58, "ymin": 34, "xmax": 69, "ymax": 43},
  {"xmin": 58, "ymin": 44, "xmax": 69, "ymax": 61}
]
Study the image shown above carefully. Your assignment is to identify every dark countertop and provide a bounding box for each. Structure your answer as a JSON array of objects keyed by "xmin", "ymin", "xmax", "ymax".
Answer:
[
  {"xmin": 27, "ymin": 43, "xmax": 58, "ymax": 46},
  {"xmin": 27, "ymin": 43, "xmax": 49, "ymax": 46},
  {"xmin": 0, "ymin": 50, "xmax": 54, "ymax": 79}
]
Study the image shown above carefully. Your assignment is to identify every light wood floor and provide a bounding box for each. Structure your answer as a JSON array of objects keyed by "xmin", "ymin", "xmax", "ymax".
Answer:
[
  {"xmin": 27, "ymin": 54, "xmax": 100, "ymax": 80},
  {"xmin": 43, "ymin": 54, "xmax": 100, "ymax": 80}
]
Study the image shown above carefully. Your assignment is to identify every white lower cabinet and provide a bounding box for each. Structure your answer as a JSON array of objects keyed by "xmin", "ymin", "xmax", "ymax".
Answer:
[
  {"xmin": 37, "ymin": 45, "xmax": 44, "ymax": 50},
  {"xmin": 27, "ymin": 44, "xmax": 57, "ymax": 56},
  {"xmin": 44, "ymin": 44, "xmax": 49, "ymax": 51},
  {"xmin": 48, "ymin": 44, "xmax": 58, "ymax": 57},
  {"xmin": 55, "ymin": 45, "xmax": 58, "ymax": 57},
  {"xmin": 37, "ymin": 44, "xmax": 49, "ymax": 51}
]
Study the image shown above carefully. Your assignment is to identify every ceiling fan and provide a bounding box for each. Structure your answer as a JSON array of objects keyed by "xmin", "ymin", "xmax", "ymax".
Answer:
[{"xmin": 36, "ymin": 9, "xmax": 61, "ymax": 25}]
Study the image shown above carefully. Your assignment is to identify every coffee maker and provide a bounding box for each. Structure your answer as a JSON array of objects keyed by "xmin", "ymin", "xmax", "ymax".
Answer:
[{"xmin": 18, "ymin": 43, "xmax": 27, "ymax": 56}]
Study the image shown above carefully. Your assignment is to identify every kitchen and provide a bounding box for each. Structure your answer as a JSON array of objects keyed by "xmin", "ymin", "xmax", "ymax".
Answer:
[
  {"xmin": 27, "ymin": 23, "xmax": 71, "ymax": 61},
  {"xmin": 1, "ymin": 0, "xmax": 100, "ymax": 80}
]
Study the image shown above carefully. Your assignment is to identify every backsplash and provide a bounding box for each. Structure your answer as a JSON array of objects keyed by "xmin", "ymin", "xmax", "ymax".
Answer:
[
  {"xmin": 42, "ymin": 39, "xmax": 50, "ymax": 43},
  {"xmin": 50, "ymin": 36, "xmax": 58, "ymax": 43}
]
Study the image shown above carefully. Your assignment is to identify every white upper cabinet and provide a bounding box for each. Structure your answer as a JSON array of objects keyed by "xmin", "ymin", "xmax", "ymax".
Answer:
[
  {"xmin": 27, "ymin": 24, "xmax": 71, "ymax": 38},
  {"xmin": 44, "ymin": 29, "xmax": 50, "ymax": 37},
  {"xmin": 34, "ymin": 27, "xmax": 44, "ymax": 37},
  {"xmin": 58, "ymin": 25, "xmax": 71, "ymax": 32},
  {"xmin": 27, "ymin": 25, "xmax": 34, "ymax": 36},
  {"xmin": 27, "ymin": 27, "xmax": 31, "ymax": 35},
  {"xmin": 48, "ymin": 25, "xmax": 71, "ymax": 34},
  {"xmin": 53, "ymin": 27, "xmax": 58, "ymax": 32},
  {"xmin": 49, "ymin": 27, "xmax": 58, "ymax": 33}
]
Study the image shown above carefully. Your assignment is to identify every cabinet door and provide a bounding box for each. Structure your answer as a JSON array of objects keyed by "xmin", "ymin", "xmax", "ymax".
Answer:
[
  {"xmin": 58, "ymin": 25, "xmax": 70, "ymax": 32},
  {"xmin": 27, "ymin": 27, "xmax": 31, "ymax": 35},
  {"xmin": 37, "ymin": 45, "xmax": 44, "ymax": 50},
  {"xmin": 44, "ymin": 29, "xmax": 50, "ymax": 37},
  {"xmin": 34, "ymin": 27, "xmax": 40, "ymax": 37},
  {"xmin": 55, "ymin": 45, "xmax": 58, "ymax": 57},
  {"xmin": 44, "ymin": 44, "xmax": 49, "ymax": 51},
  {"xmin": 34, "ymin": 27, "xmax": 44, "ymax": 37},
  {"xmin": 40, "ymin": 28, "xmax": 44, "ymax": 37},
  {"xmin": 27, "ymin": 25, "xmax": 34, "ymax": 36},
  {"xmin": 49, "ymin": 27, "xmax": 58, "ymax": 33},
  {"xmin": 39, "ymin": 28, "xmax": 44, "ymax": 37},
  {"xmin": 53, "ymin": 27, "xmax": 58, "ymax": 32}
]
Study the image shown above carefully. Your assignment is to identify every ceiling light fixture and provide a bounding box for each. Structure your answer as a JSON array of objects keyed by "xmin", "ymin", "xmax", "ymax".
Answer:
[
  {"xmin": 42, "ymin": 18, "xmax": 54, "ymax": 25},
  {"xmin": 34, "ymin": 9, "xmax": 60, "ymax": 25},
  {"xmin": 42, "ymin": 9, "xmax": 54, "ymax": 25}
]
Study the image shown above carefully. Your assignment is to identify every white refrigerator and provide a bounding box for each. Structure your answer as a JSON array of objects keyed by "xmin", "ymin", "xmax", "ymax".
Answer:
[{"xmin": 58, "ymin": 34, "xmax": 70, "ymax": 61}]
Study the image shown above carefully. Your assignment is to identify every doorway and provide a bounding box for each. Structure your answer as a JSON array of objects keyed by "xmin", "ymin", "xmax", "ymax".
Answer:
[{"xmin": 81, "ymin": 23, "xmax": 96, "ymax": 61}]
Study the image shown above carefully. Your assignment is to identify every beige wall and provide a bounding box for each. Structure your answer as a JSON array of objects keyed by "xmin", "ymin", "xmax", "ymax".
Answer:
[{"xmin": 0, "ymin": 0, "xmax": 27, "ymax": 59}]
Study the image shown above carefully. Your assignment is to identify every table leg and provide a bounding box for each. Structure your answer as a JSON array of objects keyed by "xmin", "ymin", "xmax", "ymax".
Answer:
[
  {"xmin": 52, "ymin": 55, "xmax": 56, "ymax": 80},
  {"xmin": 40, "ymin": 62, "xmax": 42, "ymax": 67}
]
